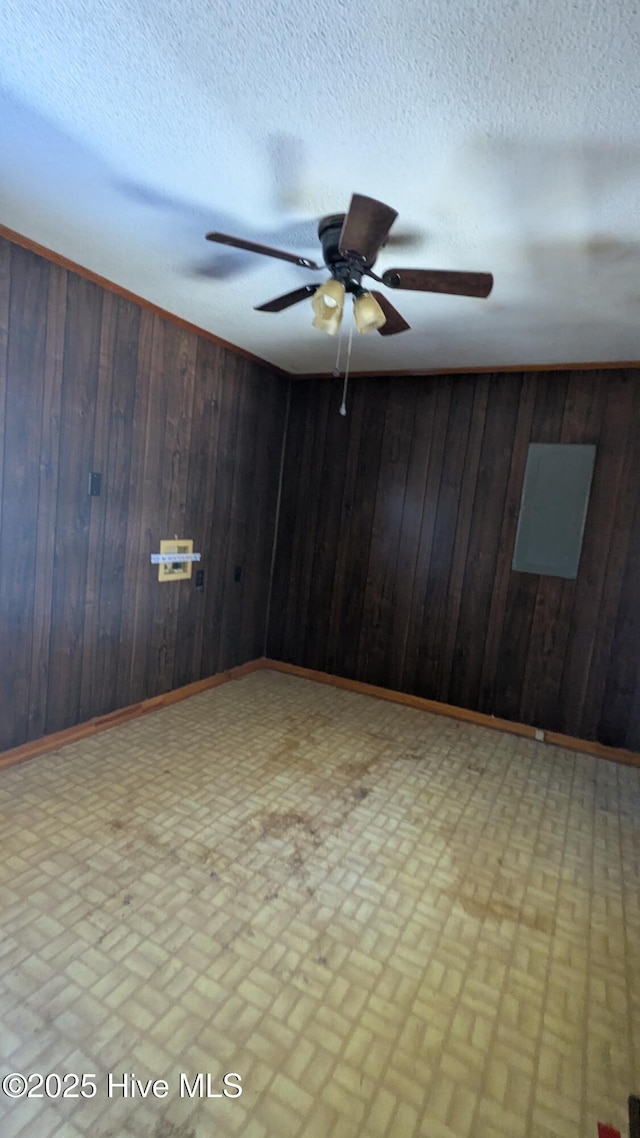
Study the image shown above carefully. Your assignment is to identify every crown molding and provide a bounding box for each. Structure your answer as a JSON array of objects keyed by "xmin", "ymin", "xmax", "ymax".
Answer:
[{"xmin": 297, "ymin": 359, "xmax": 640, "ymax": 380}]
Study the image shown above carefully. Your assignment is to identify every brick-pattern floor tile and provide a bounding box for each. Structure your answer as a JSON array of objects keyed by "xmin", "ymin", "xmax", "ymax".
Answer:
[{"xmin": 0, "ymin": 670, "xmax": 638, "ymax": 1137}]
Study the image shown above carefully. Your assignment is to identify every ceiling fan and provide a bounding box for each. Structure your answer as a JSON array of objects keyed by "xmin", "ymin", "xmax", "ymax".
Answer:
[{"xmin": 205, "ymin": 193, "xmax": 493, "ymax": 336}]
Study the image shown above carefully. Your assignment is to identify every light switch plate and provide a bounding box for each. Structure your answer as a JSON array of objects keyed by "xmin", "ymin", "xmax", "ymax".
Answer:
[{"xmin": 158, "ymin": 539, "xmax": 194, "ymax": 582}]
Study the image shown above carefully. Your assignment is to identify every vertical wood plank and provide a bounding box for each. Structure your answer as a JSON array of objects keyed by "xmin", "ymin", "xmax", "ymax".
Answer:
[
  {"xmin": 172, "ymin": 339, "xmax": 224, "ymax": 688},
  {"xmin": 448, "ymin": 375, "xmax": 523, "ymax": 712},
  {"xmin": 0, "ymin": 247, "xmax": 49, "ymax": 749},
  {"xmin": 558, "ymin": 371, "xmax": 637, "ymax": 736},
  {"xmin": 324, "ymin": 379, "xmax": 369, "ymax": 675},
  {"xmin": 94, "ymin": 296, "xmax": 140, "ymax": 715},
  {"xmin": 117, "ymin": 307, "xmax": 156, "ymax": 709},
  {"xmin": 45, "ymin": 273, "xmax": 102, "ymax": 734},
  {"xmin": 401, "ymin": 379, "xmax": 453, "ymax": 692},
  {"xmin": 388, "ymin": 378, "xmax": 439, "ymax": 693},
  {"xmin": 78, "ymin": 290, "xmax": 118, "ymax": 721},
  {"xmin": 586, "ymin": 377, "xmax": 640, "ymax": 746},
  {"xmin": 301, "ymin": 378, "xmax": 352, "ymax": 672},
  {"xmin": 584, "ymin": 375, "xmax": 640, "ymax": 745},
  {"xmin": 414, "ymin": 378, "xmax": 474, "ymax": 698},
  {"xmin": 238, "ymin": 368, "xmax": 286, "ymax": 662},
  {"xmin": 217, "ymin": 360, "xmax": 260, "ymax": 670},
  {"xmin": 599, "ymin": 480, "xmax": 640, "ymax": 749},
  {"xmin": 286, "ymin": 382, "xmax": 330, "ymax": 664},
  {"xmin": 27, "ymin": 264, "xmax": 67, "ymax": 739},
  {"xmin": 267, "ymin": 380, "xmax": 304, "ymax": 663},
  {"xmin": 0, "ymin": 239, "xmax": 11, "ymax": 542},
  {"xmin": 437, "ymin": 375, "xmax": 490, "ymax": 704},
  {"xmin": 477, "ymin": 374, "xmax": 537, "ymax": 712},
  {"xmin": 201, "ymin": 351, "xmax": 243, "ymax": 677},
  {"xmin": 356, "ymin": 378, "xmax": 418, "ymax": 686},
  {"xmin": 284, "ymin": 379, "xmax": 332, "ymax": 666},
  {"xmin": 331, "ymin": 378, "xmax": 390, "ymax": 680}
]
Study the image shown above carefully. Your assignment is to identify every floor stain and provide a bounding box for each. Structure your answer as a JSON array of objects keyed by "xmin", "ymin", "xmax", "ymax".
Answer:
[
  {"xmin": 446, "ymin": 884, "xmax": 554, "ymax": 934},
  {"xmin": 342, "ymin": 758, "xmax": 376, "ymax": 780},
  {"xmin": 350, "ymin": 785, "xmax": 371, "ymax": 801},
  {"xmin": 248, "ymin": 757, "xmax": 380, "ymax": 890},
  {"xmin": 394, "ymin": 750, "xmax": 425, "ymax": 762},
  {"xmin": 253, "ymin": 809, "xmax": 322, "ymax": 888},
  {"xmin": 152, "ymin": 1121, "xmax": 196, "ymax": 1138},
  {"xmin": 107, "ymin": 814, "xmax": 224, "ymax": 874},
  {"xmin": 434, "ymin": 813, "xmax": 555, "ymax": 934},
  {"xmin": 256, "ymin": 810, "xmax": 320, "ymax": 844}
]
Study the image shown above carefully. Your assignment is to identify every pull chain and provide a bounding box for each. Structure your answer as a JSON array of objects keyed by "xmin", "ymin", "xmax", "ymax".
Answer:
[
  {"xmin": 332, "ymin": 322, "xmax": 344, "ymax": 380},
  {"xmin": 339, "ymin": 316, "xmax": 354, "ymax": 417}
]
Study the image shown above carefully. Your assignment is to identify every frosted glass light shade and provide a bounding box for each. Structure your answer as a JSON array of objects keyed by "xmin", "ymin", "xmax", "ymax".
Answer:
[
  {"xmin": 353, "ymin": 291, "xmax": 386, "ymax": 333},
  {"xmin": 311, "ymin": 279, "xmax": 345, "ymax": 335}
]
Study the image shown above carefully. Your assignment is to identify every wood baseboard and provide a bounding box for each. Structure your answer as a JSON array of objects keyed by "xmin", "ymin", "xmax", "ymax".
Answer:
[
  {"xmin": 0, "ymin": 659, "xmax": 264, "ymax": 771},
  {"xmin": 262, "ymin": 659, "xmax": 640, "ymax": 768},
  {"xmin": 2, "ymin": 655, "xmax": 637, "ymax": 771}
]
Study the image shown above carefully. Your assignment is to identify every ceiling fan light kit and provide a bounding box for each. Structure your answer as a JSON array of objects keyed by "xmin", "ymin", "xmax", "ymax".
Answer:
[
  {"xmin": 353, "ymin": 290, "xmax": 387, "ymax": 334},
  {"xmin": 205, "ymin": 191, "xmax": 494, "ymax": 341},
  {"xmin": 311, "ymin": 278, "xmax": 346, "ymax": 335}
]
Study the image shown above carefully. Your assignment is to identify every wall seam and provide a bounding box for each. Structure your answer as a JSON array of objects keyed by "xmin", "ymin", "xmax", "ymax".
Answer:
[{"xmin": 263, "ymin": 377, "xmax": 291, "ymax": 656}]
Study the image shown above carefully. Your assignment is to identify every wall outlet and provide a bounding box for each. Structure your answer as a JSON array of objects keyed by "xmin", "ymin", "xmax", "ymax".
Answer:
[
  {"xmin": 88, "ymin": 472, "xmax": 102, "ymax": 496},
  {"xmin": 534, "ymin": 728, "xmax": 545, "ymax": 742}
]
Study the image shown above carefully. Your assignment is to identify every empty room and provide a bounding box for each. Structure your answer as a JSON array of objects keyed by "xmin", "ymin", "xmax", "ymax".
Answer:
[{"xmin": 0, "ymin": 1, "xmax": 639, "ymax": 1136}]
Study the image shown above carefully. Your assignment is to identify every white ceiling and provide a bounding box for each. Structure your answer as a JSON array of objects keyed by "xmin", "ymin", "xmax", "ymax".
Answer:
[{"xmin": 1, "ymin": 0, "xmax": 640, "ymax": 375}]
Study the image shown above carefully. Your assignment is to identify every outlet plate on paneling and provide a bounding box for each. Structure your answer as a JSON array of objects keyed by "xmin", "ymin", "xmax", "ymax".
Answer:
[{"xmin": 157, "ymin": 539, "xmax": 194, "ymax": 582}]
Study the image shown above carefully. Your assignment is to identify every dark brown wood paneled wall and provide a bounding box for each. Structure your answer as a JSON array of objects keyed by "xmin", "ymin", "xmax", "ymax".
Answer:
[
  {"xmin": 268, "ymin": 371, "xmax": 640, "ymax": 750},
  {"xmin": 0, "ymin": 236, "xmax": 287, "ymax": 751}
]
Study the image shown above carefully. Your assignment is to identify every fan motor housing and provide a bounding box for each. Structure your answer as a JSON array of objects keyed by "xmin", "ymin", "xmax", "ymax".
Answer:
[{"xmin": 318, "ymin": 214, "xmax": 371, "ymax": 292}]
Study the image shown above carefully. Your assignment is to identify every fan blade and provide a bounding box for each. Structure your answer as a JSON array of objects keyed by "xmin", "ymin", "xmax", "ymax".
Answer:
[
  {"xmin": 254, "ymin": 284, "xmax": 320, "ymax": 312},
  {"xmin": 339, "ymin": 194, "xmax": 399, "ymax": 265},
  {"xmin": 206, "ymin": 231, "xmax": 321, "ymax": 270},
  {"xmin": 382, "ymin": 268, "xmax": 494, "ymax": 297},
  {"xmin": 370, "ymin": 292, "xmax": 411, "ymax": 336}
]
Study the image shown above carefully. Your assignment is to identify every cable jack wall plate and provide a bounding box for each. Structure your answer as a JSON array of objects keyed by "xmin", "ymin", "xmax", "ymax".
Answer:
[{"xmin": 157, "ymin": 539, "xmax": 194, "ymax": 582}]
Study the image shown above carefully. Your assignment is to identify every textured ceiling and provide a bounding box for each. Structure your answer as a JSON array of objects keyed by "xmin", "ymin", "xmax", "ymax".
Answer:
[{"xmin": 1, "ymin": 0, "xmax": 640, "ymax": 375}]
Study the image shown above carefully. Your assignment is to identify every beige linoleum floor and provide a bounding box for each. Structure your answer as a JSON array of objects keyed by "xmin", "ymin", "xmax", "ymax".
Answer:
[{"xmin": 1, "ymin": 670, "xmax": 638, "ymax": 1138}]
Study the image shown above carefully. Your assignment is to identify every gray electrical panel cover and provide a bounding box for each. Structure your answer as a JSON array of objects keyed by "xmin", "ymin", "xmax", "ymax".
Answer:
[{"xmin": 512, "ymin": 443, "xmax": 596, "ymax": 579}]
